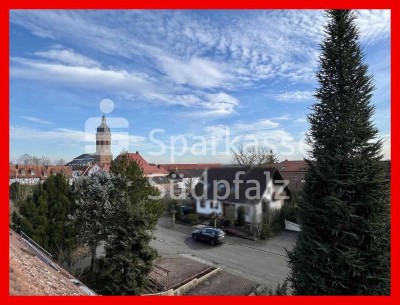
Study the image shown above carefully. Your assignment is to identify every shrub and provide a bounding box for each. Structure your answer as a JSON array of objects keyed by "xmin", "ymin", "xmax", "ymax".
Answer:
[
  {"xmin": 184, "ymin": 213, "xmax": 200, "ymax": 225},
  {"xmin": 260, "ymin": 222, "xmax": 272, "ymax": 240},
  {"xmin": 175, "ymin": 203, "xmax": 183, "ymax": 222},
  {"xmin": 274, "ymin": 280, "xmax": 289, "ymax": 295}
]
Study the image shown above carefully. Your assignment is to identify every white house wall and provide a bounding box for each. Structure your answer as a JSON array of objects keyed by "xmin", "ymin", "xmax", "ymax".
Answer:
[
  {"xmin": 270, "ymin": 183, "xmax": 286, "ymax": 210},
  {"xmin": 196, "ymin": 199, "xmax": 222, "ymax": 215},
  {"xmin": 9, "ymin": 178, "xmax": 41, "ymax": 185},
  {"xmin": 225, "ymin": 202, "xmax": 261, "ymax": 223}
]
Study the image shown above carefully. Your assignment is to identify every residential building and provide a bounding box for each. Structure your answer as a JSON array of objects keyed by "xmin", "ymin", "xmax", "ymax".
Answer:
[
  {"xmin": 192, "ymin": 167, "xmax": 290, "ymax": 225},
  {"xmin": 9, "ymin": 165, "xmax": 73, "ymax": 185},
  {"xmin": 275, "ymin": 160, "xmax": 308, "ymax": 193}
]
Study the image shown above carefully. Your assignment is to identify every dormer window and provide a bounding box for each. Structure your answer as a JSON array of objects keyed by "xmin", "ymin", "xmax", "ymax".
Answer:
[
  {"xmin": 21, "ymin": 170, "xmax": 25, "ymax": 176},
  {"xmin": 31, "ymin": 170, "xmax": 35, "ymax": 176}
]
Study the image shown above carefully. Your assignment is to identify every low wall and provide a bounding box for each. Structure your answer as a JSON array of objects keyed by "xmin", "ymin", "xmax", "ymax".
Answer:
[
  {"xmin": 285, "ymin": 219, "xmax": 301, "ymax": 232},
  {"xmin": 142, "ymin": 267, "xmax": 221, "ymax": 296}
]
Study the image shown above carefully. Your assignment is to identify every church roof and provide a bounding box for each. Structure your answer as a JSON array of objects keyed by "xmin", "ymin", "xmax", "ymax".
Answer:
[{"xmin": 66, "ymin": 154, "xmax": 95, "ymax": 167}]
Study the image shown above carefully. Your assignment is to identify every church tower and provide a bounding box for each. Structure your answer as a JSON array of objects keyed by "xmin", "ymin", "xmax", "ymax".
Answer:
[{"xmin": 94, "ymin": 115, "xmax": 112, "ymax": 164}]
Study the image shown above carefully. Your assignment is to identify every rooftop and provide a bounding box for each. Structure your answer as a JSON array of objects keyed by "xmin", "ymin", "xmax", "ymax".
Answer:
[
  {"xmin": 125, "ymin": 152, "xmax": 169, "ymax": 176},
  {"xmin": 9, "ymin": 165, "xmax": 72, "ymax": 180},
  {"xmin": 158, "ymin": 163, "xmax": 222, "ymax": 171},
  {"xmin": 9, "ymin": 229, "xmax": 94, "ymax": 296}
]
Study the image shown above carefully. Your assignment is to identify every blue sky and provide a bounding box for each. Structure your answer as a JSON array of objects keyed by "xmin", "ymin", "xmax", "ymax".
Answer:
[{"xmin": 9, "ymin": 10, "xmax": 391, "ymax": 164}]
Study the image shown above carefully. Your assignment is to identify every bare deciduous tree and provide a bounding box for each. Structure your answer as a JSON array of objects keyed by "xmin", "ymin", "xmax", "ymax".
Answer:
[
  {"xmin": 231, "ymin": 144, "xmax": 278, "ymax": 167},
  {"xmin": 183, "ymin": 177, "xmax": 197, "ymax": 193},
  {"xmin": 17, "ymin": 154, "xmax": 54, "ymax": 166},
  {"xmin": 54, "ymin": 158, "xmax": 66, "ymax": 166},
  {"xmin": 17, "ymin": 153, "xmax": 34, "ymax": 165},
  {"xmin": 39, "ymin": 156, "xmax": 53, "ymax": 166}
]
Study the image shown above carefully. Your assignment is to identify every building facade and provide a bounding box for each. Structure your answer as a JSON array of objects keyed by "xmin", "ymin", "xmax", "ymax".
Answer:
[
  {"xmin": 94, "ymin": 115, "xmax": 112, "ymax": 164},
  {"xmin": 67, "ymin": 115, "xmax": 112, "ymax": 177}
]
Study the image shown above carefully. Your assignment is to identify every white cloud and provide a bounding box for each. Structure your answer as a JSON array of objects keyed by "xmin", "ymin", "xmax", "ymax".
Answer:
[
  {"xmin": 356, "ymin": 10, "xmax": 391, "ymax": 44},
  {"xmin": 10, "ymin": 10, "xmax": 390, "ymax": 92},
  {"xmin": 272, "ymin": 115, "xmax": 290, "ymax": 120},
  {"xmin": 35, "ymin": 47, "xmax": 100, "ymax": 67},
  {"xmin": 203, "ymin": 118, "xmax": 307, "ymax": 161},
  {"xmin": 233, "ymin": 119, "xmax": 279, "ymax": 132},
  {"xmin": 20, "ymin": 116, "xmax": 53, "ymax": 125},
  {"xmin": 186, "ymin": 92, "xmax": 240, "ymax": 118},
  {"xmin": 11, "ymin": 56, "xmax": 242, "ymax": 120},
  {"xmin": 294, "ymin": 118, "xmax": 307, "ymax": 123},
  {"xmin": 10, "ymin": 125, "xmax": 149, "ymax": 155},
  {"xmin": 10, "ymin": 125, "xmax": 87, "ymax": 142},
  {"xmin": 11, "ymin": 57, "xmax": 162, "ymax": 98},
  {"xmin": 158, "ymin": 55, "xmax": 230, "ymax": 88},
  {"xmin": 268, "ymin": 90, "xmax": 314, "ymax": 103}
]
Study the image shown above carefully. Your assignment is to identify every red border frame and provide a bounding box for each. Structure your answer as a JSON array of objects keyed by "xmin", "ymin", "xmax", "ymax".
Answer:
[{"xmin": 2, "ymin": 1, "xmax": 398, "ymax": 304}]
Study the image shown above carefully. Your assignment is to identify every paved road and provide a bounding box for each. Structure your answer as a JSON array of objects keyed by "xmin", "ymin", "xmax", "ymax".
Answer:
[{"xmin": 150, "ymin": 225, "xmax": 291, "ymax": 286}]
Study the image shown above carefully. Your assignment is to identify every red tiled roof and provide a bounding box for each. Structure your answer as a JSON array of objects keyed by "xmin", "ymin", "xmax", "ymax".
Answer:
[
  {"xmin": 9, "ymin": 229, "xmax": 89, "ymax": 296},
  {"xmin": 158, "ymin": 163, "xmax": 222, "ymax": 171},
  {"xmin": 276, "ymin": 160, "xmax": 308, "ymax": 172},
  {"xmin": 125, "ymin": 152, "xmax": 169, "ymax": 176},
  {"xmin": 9, "ymin": 165, "xmax": 72, "ymax": 180}
]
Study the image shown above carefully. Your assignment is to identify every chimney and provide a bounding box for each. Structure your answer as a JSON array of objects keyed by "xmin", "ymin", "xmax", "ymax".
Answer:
[{"xmin": 136, "ymin": 151, "xmax": 139, "ymax": 154}]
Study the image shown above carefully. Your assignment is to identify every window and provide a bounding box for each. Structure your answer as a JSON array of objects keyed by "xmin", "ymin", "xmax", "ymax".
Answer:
[
  {"xmin": 210, "ymin": 201, "xmax": 214, "ymax": 209},
  {"xmin": 200, "ymin": 201, "xmax": 206, "ymax": 208},
  {"xmin": 31, "ymin": 170, "xmax": 35, "ymax": 176},
  {"xmin": 215, "ymin": 202, "xmax": 219, "ymax": 209},
  {"xmin": 21, "ymin": 170, "xmax": 25, "ymax": 176}
]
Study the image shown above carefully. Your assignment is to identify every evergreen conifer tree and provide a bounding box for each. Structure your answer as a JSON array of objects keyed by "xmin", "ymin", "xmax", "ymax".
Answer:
[
  {"xmin": 92, "ymin": 152, "xmax": 162, "ymax": 295},
  {"xmin": 287, "ymin": 10, "xmax": 390, "ymax": 295}
]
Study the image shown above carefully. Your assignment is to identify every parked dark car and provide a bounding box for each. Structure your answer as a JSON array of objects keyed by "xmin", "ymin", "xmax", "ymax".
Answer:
[
  {"xmin": 192, "ymin": 227, "xmax": 225, "ymax": 245},
  {"xmin": 181, "ymin": 205, "xmax": 195, "ymax": 215}
]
